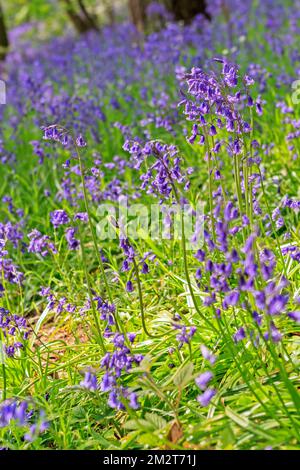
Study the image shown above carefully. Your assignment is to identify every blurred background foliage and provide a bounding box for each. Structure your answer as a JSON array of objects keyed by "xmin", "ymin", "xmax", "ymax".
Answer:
[
  {"xmin": 3, "ymin": 1, "xmax": 122, "ymax": 40},
  {"xmin": 1, "ymin": 0, "xmax": 210, "ymax": 50}
]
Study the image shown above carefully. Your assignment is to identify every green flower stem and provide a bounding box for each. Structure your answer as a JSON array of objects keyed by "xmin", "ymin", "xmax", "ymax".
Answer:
[
  {"xmin": 257, "ymin": 165, "xmax": 287, "ymax": 277},
  {"xmin": 132, "ymin": 257, "xmax": 156, "ymax": 338},
  {"xmin": 74, "ymin": 140, "xmax": 114, "ymax": 304},
  {"xmin": 78, "ymin": 229, "xmax": 106, "ymax": 354}
]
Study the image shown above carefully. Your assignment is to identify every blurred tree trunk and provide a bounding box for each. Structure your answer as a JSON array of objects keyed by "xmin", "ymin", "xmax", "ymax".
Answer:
[
  {"xmin": 104, "ymin": 0, "xmax": 116, "ymax": 26},
  {"xmin": 62, "ymin": 0, "xmax": 99, "ymax": 34},
  {"xmin": 77, "ymin": 0, "xmax": 99, "ymax": 30},
  {"xmin": 128, "ymin": 0, "xmax": 210, "ymax": 32},
  {"xmin": 0, "ymin": 2, "xmax": 9, "ymax": 61},
  {"xmin": 128, "ymin": 0, "xmax": 147, "ymax": 32},
  {"xmin": 168, "ymin": 0, "xmax": 210, "ymax": 23}
]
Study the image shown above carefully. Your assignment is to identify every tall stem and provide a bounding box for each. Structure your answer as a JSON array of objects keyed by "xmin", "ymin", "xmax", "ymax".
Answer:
[
  {"xmin": 217, "ymin": 314, "xmax": 280, "ymax": 424},
  {"xmin": 180, "ymin": 208, "xmax": 218, "ymax": 334},
  {"xmin": 158, "ymin": 153, "xmax": 218, "ymax": 334},
  {"xmin": 1, "ymin": 341, "xmax": 6, "ymax": 400},
  {"xmin": 78, "ymin": 229, "xmax": 106, "ymax": 353},
  {"xmin": 248, "ymin": 108, "xmax": 254, "ymax": 228},
  {"xmin": 132, "ymin": 258, "xmax": 155, "ymax": 338},
  {"xmin": 257, "ymin": 166, "xmax": 287, "ymax": 276},
  {"xmin": 203, "ymin": 129, "xmax": 215, "ymax": 242},
  {"xmin": 74, "ymin": 140, "xmax": 114, "ymax": 303}
]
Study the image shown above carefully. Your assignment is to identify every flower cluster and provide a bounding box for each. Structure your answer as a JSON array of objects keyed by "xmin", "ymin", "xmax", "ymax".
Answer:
[
  {"xmin": 65, "ymin": 226, "xmax": 80, "ymax": 250},
  {"xmin": 50, "ymin": 209, "xmax": 70, "ymax": 228},
  {"xmin": 172, "ymin": 316, "xmax": 196, "ymax": 349},
  {"xmin": 80, "ymin": 332, "xmax": 142, "ymax": 411},
  {"xmin": 123, "ymin": 140, "xmax": 191, "ymax": 200},
  {"xmin": 195, "ymin": 345, "xmax": 217, "ymax": 407},
  {"xmin": 193, "ymin": 193, "xmax": 292, "ymax": 346},
  {"xmin": 120, "ymin": 237, "xmax": 155, "ymax": 292},
  {"xmin": 27, "ymin": 229, "xmax": 57, "ymax": 256},
  {"xmin": 94, "ymin": 296, "xmax": 116, "ymax": 333},
  {"xmin": 146, "ymin": 2, "xmax": 174, "ymax": 22},
  {"xmin": 0, "ymin": 221, "xmax": 24, "ymax": 249},
  {"xmin": 181, "ymin": 59, "xmax": 258, "ymax": 148},
  {"xmin": 0, "ymin": 307, "xmax": 30, "ymax": 357},
  {"xmin": 0, "ymin": 399, "xmax": 48, "ymax": 442},
  {"xmin": 100, "ymin": 332, "xmax": 142, "ymax": 410},
  {"xmin": 40, "ymin": 287, "xmax": 77, "ymax": 315},
  {"xmin": 0, "ymin": 239, "xmax": 23, "ymax": 295}
]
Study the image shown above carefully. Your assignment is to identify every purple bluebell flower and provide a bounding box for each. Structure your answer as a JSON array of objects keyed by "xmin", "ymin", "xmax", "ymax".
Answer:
[
  {"xmin": 80, "ymin": 371, "xmax": 98, "ymax": 391},
  {"xmin": 126, "ymin": 280, "xmax": 134, "ymax": 292},
  {"xmin": 74, "ymin": 212, "xmax": 88, "ymax": 223},
  {"xmin": 141, "ymin": 262, "xmax": 149, "ymax": 274},
  {"xmin": 288, "ymin": 311, "xmax": 300, "ymax": 323},
  {"xmin": 100, "ymin": 372, "xmax": 115, "ymax": 392},
  {"xmin": 233, "ymin": 327, "xmax": 246, "ymax": 343},
  {"xmin": 197, "ymin": 388, "xmax": 216, "ymax": 407},
  {"xmin": 195, "ymin": 371, "xmax": 213, "ymax": 390},
  {"xmin": 200, "ymin": 345, "xmax": 216, "ymax": 365},
  {"xmin": 28, "ymin": 230, "xmax": 57, "ymax": 256},
  {"xmin": 76, "ymin": 134, "xmax": 87, "ymax": 147},
  {"xmin": 128, "ymin": 392, "xmax": 139, "ymax": 410},
  {"xmin": 264, "ymin": 323, "xmax": 282, "ymax": 343},
  {"xmin": 223, "ymin": 290, "xmax": 240, "ymax": 309},
  {"xmin": 0, "ymin": 400, "xmax": 48, "ymax": 441},
  {"xmin": 267, "ymin": 294, "xmax": 288, "ymax": 316},
  {"xmin": 65, "ymin": 227, "xmax": 80, "ymax": 250},
  {"xmin": 50, "ymin": 210, "xmax": 69, "ymax": 228},
  {"xmin": 127, "ymin": 332, "xmax": 136, "ymax": 343}
]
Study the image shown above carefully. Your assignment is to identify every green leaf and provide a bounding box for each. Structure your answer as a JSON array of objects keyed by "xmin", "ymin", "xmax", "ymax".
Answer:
[
  {"xmin": 123, "ymin": 419, "xmax": 155, "ymax": 432},
  {"xmin": 225, "ymin": 407, "xmax": 276, "ymax": 440},
  {"xmin": 173, "ymin": 362, "xmax": 194, "ymax": 389},
  {"xmin": 32, "ymin": 304, "xmax": 51, "ymax": 339},
  {"xmin": 145, "ymin": 413, "xmax": 167, "ymax": 430}
]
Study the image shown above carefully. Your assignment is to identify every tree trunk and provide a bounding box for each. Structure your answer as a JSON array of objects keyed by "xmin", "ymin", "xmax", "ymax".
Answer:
[
  {"xmin": 168, "ymin": 0, "xmax": 210, "ymax": 23},
  {"xmin": 77, "ymin": 0, "xmax": 99, "ymax": 31},
  {"xmin": 62, "ymin": 0, "xmax": 98, "ymax": 34},
  {"xmin": 128, "ymin": 0, "xmax": 147, "ymax": 33},
  {"xmin": 128, "ymin": 0, "xmax": 210, "ymax": 32},
  {"xmin": 0, "ymin": 2, "xmax": 9, "ymax": 61},
  {"xmin": 104, "ymin": 0, "xmax": 116, "ymax": 26}
]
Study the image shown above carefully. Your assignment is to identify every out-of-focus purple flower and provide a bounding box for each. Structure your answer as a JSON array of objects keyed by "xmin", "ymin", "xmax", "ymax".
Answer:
[
  {"xmin": 264, "ymin": 322, "xmax": 282, "ymax": 343},
  {"xmin": 65, "ymin": 227, "xmax": 80, "ymax": 250},
  {"xmin": 128, "ymin": 392, "xmax": 139, "ymax": 410},
  {"xmin": 267, "ymin": 294, "xmax": 288, "ymax": 316},
  {"xmin": 141, "ymin": 262, "xmax": 149, "ymax": 274},
  {"xmin": 200, "ymin": 345, "xmax": 216, "ymax": 365},
  {"xmin": 0, "ymin": 399, "xmax": 48, "ymax": 441},
  {"xmin": 233, "ymin": 327, "xmax": 246, "ymax": 343},
  {"xmin": 126, "ymin": 280, "xmax": 134, "ymax": 292},
  {"xmin": 146, "ymin": 1, "xmax": 173, "ymax": 21},
  {"xmin": 197, "ymin": 388, "xmax": 216, "ymax": 407},
  {"xmin": 195, "ymin": 371, "xmax": 213, "ymax": 390},
  {"xmin": 74, "ymin": 212, "xmax": 88, "ymax": 223},
  {"xmin": 0, "ymin": 400, "xmax": 28, "ymax": 427},
  {"xmin": 80, "ymin": 371, "xmax": 98, "ymax": 391},
  {"xmin": 288, "ymin": 311, "xmax": 300, "ymax": 323},
  {"xmin": 223, "ymin": 290, "xmax": 240, "ymax": 309},
  {"xmin": 27, "ymin": 230, "xmax": 57, "ymax": 256},
  {"xmin": 127, "ymin": 332, "xmax": 136, "ymax": 343},
  {"xmin": 76, "ymin": 134, "xmax": 87, "ymax": 148}
]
